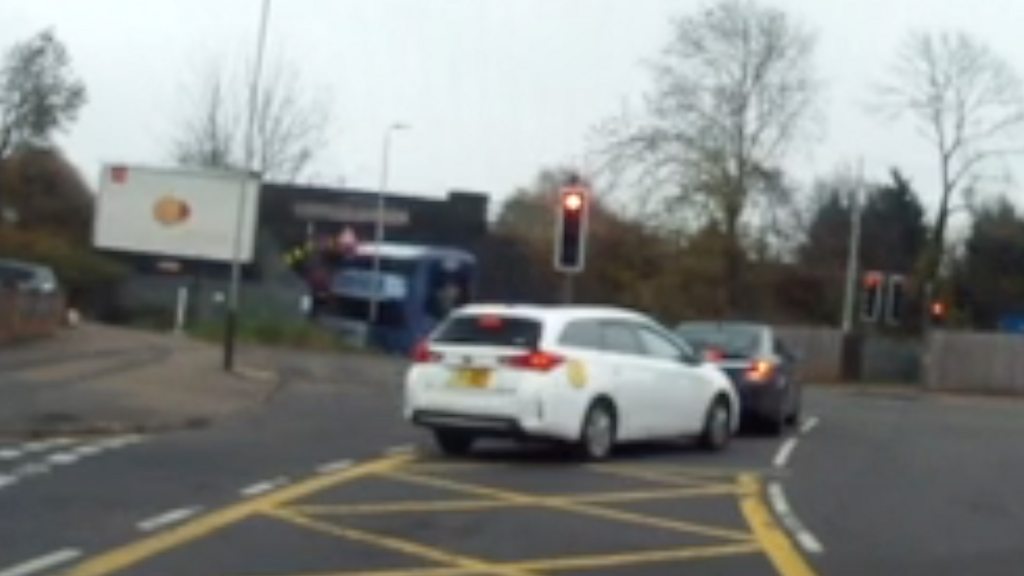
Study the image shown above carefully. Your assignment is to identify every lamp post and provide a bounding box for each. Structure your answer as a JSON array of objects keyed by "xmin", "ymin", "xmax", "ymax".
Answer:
[
  {"xmin": 224, "ymin": 0, "xmax": 272, "ymax": 371},
  {"xmin": 367, "ymin": 122, "xmax": 409, "ymax": 326}
]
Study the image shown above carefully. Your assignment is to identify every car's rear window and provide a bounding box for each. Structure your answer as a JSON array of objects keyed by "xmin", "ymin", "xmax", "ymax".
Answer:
[
  {"xmin": 432, "ymin": 315, "xmax": 542, "ymax": 348},
  {"xmin": 676, "ymin": 324, "xmax": 762, "ymax": 358}
]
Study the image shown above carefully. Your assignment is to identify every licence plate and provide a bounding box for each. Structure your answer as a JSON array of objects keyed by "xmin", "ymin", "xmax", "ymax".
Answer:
[{"xmin": 451, "ymin": 368, "xmax": 492, "ymax": 389}]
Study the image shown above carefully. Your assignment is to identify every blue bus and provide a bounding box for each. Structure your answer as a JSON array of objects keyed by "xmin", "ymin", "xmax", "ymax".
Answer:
[{"xmin": 320, "ymin": 243, "xmax": 476, "ymax": 353}]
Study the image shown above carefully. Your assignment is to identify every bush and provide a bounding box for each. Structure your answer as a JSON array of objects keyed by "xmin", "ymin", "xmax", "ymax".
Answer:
[
  {"xmin": 0, "ymin": 228, "xmax": 126, "ymax": 308},
  {"xmin": 189, "ymin": 316, "xmax": 352, "ymax": 352}
]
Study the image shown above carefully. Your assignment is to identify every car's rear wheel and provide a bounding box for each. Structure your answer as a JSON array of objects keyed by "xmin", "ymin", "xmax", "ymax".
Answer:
[
  {"xmin": 433, "ymin": 430, "xmax": 474, "ymax": 456},
  {"xmin": 701, "ymin": 397, "xmax": 732, "ymax": 451},
  {"xmin": 577, "ymin": 401, "xmax": 616, "ymax": 460}
]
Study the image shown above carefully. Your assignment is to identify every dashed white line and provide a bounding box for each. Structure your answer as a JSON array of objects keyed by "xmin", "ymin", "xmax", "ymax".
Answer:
[
  {"xmin": 773, "ymin": 437, "xmax": 798, "ymax": 468},
  {"xmin": 137, "ymin": 507, "xmax": 202, "ymax": 532},
  {"xmin": 0, "ymin": 474, "xmax": 17, "ymax": 489},
  {"xmin": 316, "ymin": 459, "xmax": 354, "ymax": 474},
  {"xmin": 800, "ymin": 416, "xmax": 820, "ymax": 435},
  {"xmin": 70, "ymin": 443, "xmax": 105, "ymax": 458},
  {"xmin": 384, "ymin": 444, "xmax": 415, "ymax": 456},
  {"xmin": 0, "ymin": 548, "xmax": 82, "ymax": 576},
  {"xmin": 46, "ymin": 452, "xmax": 80, "ymax": 466},
  {"xmin": 239, "ymin": 477, "xmax": 289, "ymax": 497},
  {"xmin": 0, "ymin": 449, "xmax": 22, "ymax": 460},
  {"xmin": 767, "ymin": 482, "xmax": 824, "ymax": 554}
]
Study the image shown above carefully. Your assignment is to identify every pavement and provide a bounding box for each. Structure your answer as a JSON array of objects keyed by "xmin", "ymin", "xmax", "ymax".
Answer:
[
  {"xmin": 1, "ymin": 328, "xmax": 1023, "ymax": 575},
  {"xmin": 0, "ymin": 324, "xmax": 278, "ymax": 438}
]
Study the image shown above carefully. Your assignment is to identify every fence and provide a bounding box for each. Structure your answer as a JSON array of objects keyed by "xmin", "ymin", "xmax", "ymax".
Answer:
[
  {"xmin": 0, "ymin": 289, "xmax": 65, "ymax": 343},
  {"xmin": 775, "ymin": 326, "xmax": 845, "ymax": 383},
  {"xmin": 923, "ymin": 330, "xmax": 1024, "ymax": 394}
]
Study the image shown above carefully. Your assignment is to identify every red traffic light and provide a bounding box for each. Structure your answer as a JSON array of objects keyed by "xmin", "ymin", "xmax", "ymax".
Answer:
[
  {"xmin": 562, "ymin": 190, "xmax": 585, "ymax": 212},
  {"xmin": 930, "ymin": 301, "xmax": 946, "ymax": 317}
]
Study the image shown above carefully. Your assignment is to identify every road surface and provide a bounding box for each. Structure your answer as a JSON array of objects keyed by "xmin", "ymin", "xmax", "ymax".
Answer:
[{"xmin": 1, "ymin": 337, "xmax": 1023, "ymax": 575}]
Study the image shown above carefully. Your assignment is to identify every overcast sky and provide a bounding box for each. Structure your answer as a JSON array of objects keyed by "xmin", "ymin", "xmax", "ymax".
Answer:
[{"xmin": 4, "ymin": 0, "xmax": 1024, "ymax": 218}]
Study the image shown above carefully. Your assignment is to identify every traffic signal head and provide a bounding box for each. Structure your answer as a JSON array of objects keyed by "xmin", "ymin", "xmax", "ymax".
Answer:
[
  {"xmin": 563, "ymin": 190, "xmax": 584, "ymax": 212},
  {"xmin": 861, "ymin": 271, "xmax": 884, "ymax": 323},
  {"xmin": 930, "ymin": 300, "xmax": 946, "ymax": 321},
  {"xmin": 555, "ymin": 184, "xmax": 590, "ymax": 273}
]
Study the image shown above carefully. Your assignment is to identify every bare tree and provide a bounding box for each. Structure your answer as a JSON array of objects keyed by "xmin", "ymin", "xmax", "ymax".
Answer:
[
  {"xmin": 596, "ymin": 0, "xmax": 818, "ymax": 312},
  {"xmin": 171, "ymin": 58, "xmax": 330, "ymax": 183},
  {"xmin": 880, "ymin": 30, "xmax": 1024, "ymax": 283}
]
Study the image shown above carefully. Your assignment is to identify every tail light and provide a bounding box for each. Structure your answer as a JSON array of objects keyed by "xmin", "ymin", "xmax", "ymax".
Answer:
[
  {"xmin": 502, "ymin": 350, "xmax": 565, "ymax": 372},
  {"xmin": 703, "ymin": 348, "xmax": 724, "ymax": 362},
  {"xmin": 412, "ymin": 340, "xmax": 440, "ymax": 364},
  {"xmin": 746, "ymin": 360, "xmax": 775, "ymax": 382}
]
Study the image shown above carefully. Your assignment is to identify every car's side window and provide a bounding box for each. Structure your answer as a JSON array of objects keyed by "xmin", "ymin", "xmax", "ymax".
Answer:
[
  {"xmin": 636, "ymin": 327, "xmax": 684, "ymax": 361},
  {"xmin": 559, "ymin": 320, "xmax": 603, "ymax": 350},
  {"xmin": 601, "ymin": 322, "xmax": 643, "ymax": 355}
]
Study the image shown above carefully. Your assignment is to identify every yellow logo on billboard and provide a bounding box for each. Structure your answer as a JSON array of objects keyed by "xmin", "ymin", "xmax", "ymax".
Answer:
[
  {"xmin": 567, "ymin": 360, "xmax": 588, "ymax": 389},
  {"xmin": 153, "ymin": 196, "xmax": 191, "ymax": 227}
]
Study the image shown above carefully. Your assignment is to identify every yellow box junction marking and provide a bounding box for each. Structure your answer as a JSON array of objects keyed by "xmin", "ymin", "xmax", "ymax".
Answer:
[
  {"xmin": 60, "ymin": 454, "xmax": 413, "ymax": 576},
  {"xmin": 382, "ymin": 469, "xmax": 755, "ymax": 542}
]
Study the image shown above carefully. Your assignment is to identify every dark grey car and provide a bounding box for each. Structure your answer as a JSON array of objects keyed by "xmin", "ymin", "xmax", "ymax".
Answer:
[{"xmin": 675, "ymin": 322, "xmax": 800, "ymax": 435}]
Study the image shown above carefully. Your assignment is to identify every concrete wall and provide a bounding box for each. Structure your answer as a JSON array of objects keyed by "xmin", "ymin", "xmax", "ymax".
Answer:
[
  {"xmin": 924, "ymin": 330, "xmax": 1024, "ymax": 394},
  {"xmin": 0, "ymin": 290, "xmax": 64, "ymax": 343}
]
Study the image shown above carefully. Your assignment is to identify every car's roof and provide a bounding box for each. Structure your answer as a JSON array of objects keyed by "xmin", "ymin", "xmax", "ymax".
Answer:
[
  {"xmin": 453, "ymin": 304, "xmax": 648, "ymax": 322},
  {"xmin": 677, "ymin": 320, "xmax": 769, "ymax": 330}
]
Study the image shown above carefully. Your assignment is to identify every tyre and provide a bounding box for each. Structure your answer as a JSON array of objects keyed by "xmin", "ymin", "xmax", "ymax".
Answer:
[
  {"xmin": 577, "ymin": 401, "xmax": 616, "ymax": 460},
  {"xmin": 433, "ymin": 430, "xmax": 474, "ymax": 456},
  {"xmin": 764, "ymin": 400, "xmax": 788, "ymax": 436},
  {"xmin": 700, "ymin": 397, "xmax": 732, "ymax": 451}
]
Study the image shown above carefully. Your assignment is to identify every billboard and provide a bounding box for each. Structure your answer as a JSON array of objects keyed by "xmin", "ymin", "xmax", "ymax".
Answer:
[{"xmin": 93, "ymin": 165, "xmax": 260, "ymax": 263}]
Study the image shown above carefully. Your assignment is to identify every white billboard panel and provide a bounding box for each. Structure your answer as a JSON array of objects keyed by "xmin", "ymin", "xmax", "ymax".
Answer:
[{"xmin": 93, "ymin": 165, "xmax": 260, "ymax": 263}]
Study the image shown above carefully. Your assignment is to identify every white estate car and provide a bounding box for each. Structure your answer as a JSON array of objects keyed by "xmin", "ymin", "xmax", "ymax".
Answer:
[{"xmin": 404, "ymin": 305, "xmax": 739, "ymax": 459}]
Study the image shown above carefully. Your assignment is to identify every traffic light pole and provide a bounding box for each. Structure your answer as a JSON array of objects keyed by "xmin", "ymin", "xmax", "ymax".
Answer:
[
  {"xmin": 562, "ymin": 274, "xmax": 575, "ymax": 304},
  {"xmin": 840, "ymin": 161, "xmax": 864, "ymax": 334}
]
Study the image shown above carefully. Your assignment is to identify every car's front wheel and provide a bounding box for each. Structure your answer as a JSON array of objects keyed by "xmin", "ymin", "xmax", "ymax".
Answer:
[
  {"xmin": 433, "ymin": 429, "xmax": 475, "ymax": 456},
  {"xmin": 700, "ymin": 397, "xmax": 732, "ymax": 451}
]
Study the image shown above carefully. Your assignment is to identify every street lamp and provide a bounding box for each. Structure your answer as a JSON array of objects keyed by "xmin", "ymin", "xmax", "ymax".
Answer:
[
  {"xmin": 224, "ymin": 0, "xmax": 272, "ymax": 371},
  {"xmin": 367, "ymin": 122, "xmax": 409, "ymax": 326}
]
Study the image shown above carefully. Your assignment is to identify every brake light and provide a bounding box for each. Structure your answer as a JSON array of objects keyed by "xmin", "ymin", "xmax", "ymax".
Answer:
[
  {"xmin": 502, "ymin": 350, "xmax": 565, "ymax": 372},
  {"xmin": 746, "ymin": 360, "xmax": 775, "ymax": 382},
  {"xmin": 478, "ymin": 315, "xmax": 504, "ymax": 329},
  {"xmin": 412, "ymin": 341, "xmax": 440, "ymax": 363},
  {"xmin": 703, "ymin": 348, "xmax": 724, "ymax": 362}
]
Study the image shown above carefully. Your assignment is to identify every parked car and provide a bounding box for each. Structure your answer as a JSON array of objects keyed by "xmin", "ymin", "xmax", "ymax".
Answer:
[
  {"xmin": 404, "ymin": 304, "xmax": 739, "ymax": 459},
  {"xmin": 0, "ymin": 259, "xmax": 59, "ymax": 294},
  {"xmin": 675, "ymin": 321, "xmax": 801, "ymax": 435}
]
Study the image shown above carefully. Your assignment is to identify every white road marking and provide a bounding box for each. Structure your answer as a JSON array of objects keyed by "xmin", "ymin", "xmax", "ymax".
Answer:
[
  {"xmin": 0, "ymin": 474, "xmax": 18, "ymax": 489},
  {"xmin": 239, "ymin": 477, "xmax": 289, "ymax": 497},
  {"xmin": 384, "ymin": 444, "xmax": 415, "ymax": 456},
  {"xmin": 46, "ymin": 452, "xmax": 80, "ymax": 466},
  {"xmin": 0, "ymin": 449, "xmax": 21, "ymax": 460},
  {"xmin": 773, "ymin": 437, "xmax": 798, "ymax": 468},
  {"xmin": 11, "ymin": 463, "xmax": 50, "ymax": 478},
  {"xmin": 71, "ymin": 443, "xmax": 105, "ymax": 457},
  {"xmin": 137, "ymin": 507, "xmax": 202, "ymax": 532},
  {"xmin": 316, "ymin": 459, "xmax": 354, "ymax": 474},
  {"xmin": 0, "ymin": 548, "xmax": 82, "ymax": 576},
  {"xmin": 767, "ymin": 482, "xmax": 824, "ymax": 554},
  {"xmin": 800, "ymin": 416, "xmax": 820, "ymax": 435}
]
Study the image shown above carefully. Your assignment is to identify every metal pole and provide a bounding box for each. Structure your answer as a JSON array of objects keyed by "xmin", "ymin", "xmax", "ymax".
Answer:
[
  {"xmin": 368, "ymin": 123, "xmax": 407, "ymax": 326},
  {"xmin": 224, "ymin": 0, "xmax": 271, "ymax": 371},
  {"xmin": 562, "ymin": 274, "xmax": 575, "ymax": 304},
  {"xmin": 840, "ymin": 159, "xmax": 864, "ymax": 334}
]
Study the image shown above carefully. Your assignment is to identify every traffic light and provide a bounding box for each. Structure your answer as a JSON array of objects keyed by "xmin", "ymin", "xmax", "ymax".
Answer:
[
  {"xmin": 885, "ymin": 275, "xmax": 905, "ymax": 326},
  {"xmin": 860, "ymin": 271, "xmax": 883, "ymax": 323},
  {"xmin": 554, "ymin": 179, "xmax": 590, "ymax": 273},
  {"xmin": 929, "ymin": 300, "xmax": 947, "ymax": 326}
]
